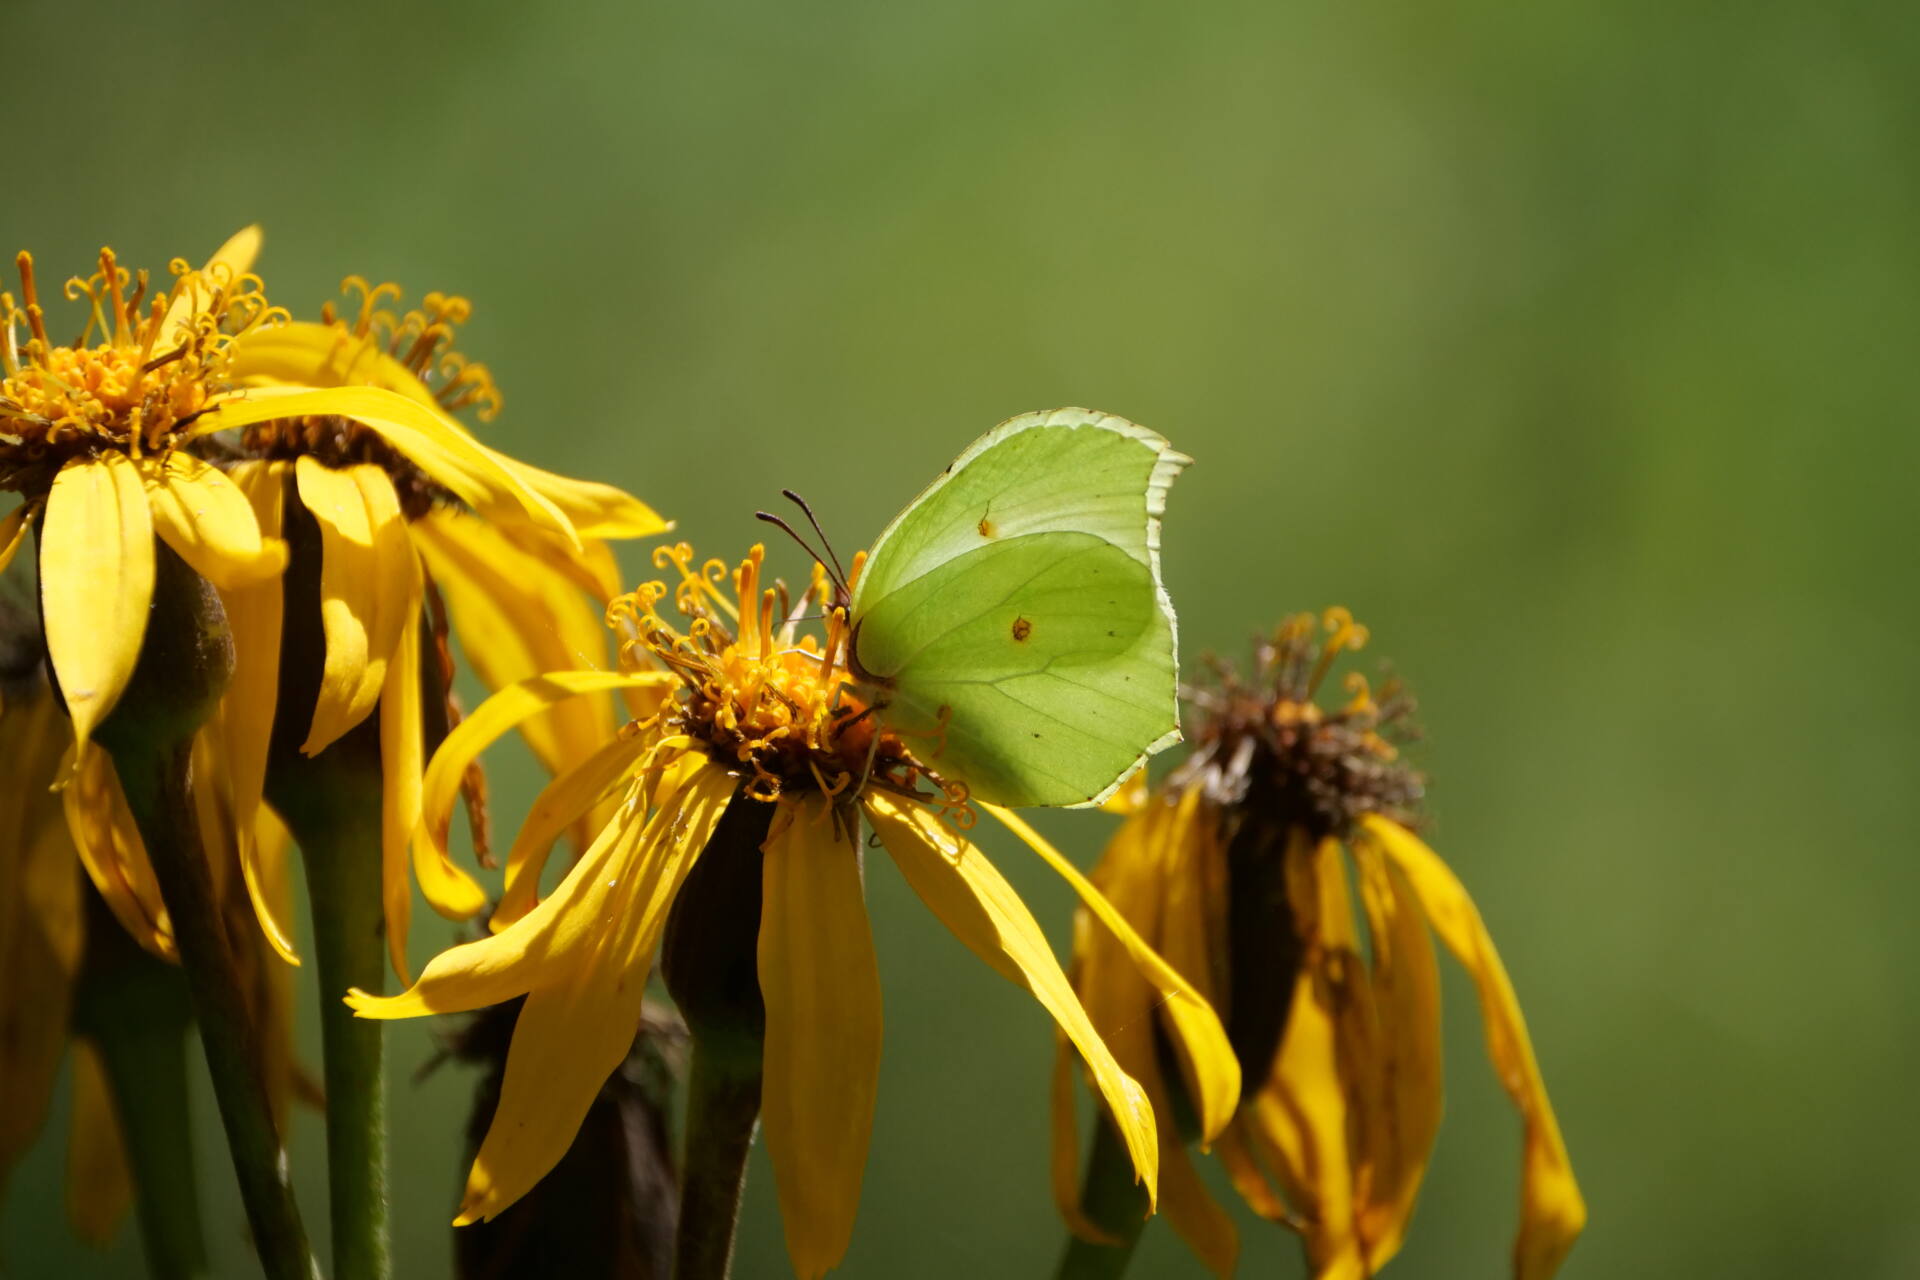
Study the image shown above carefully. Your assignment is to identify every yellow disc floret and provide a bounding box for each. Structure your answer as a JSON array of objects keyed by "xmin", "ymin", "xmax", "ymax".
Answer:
[{"xmin": 0, "ymin": 247, "xmax": 281, "ymax": 489}]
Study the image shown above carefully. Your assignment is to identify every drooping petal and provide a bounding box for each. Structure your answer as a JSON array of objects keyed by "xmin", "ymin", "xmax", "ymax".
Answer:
[
  {"xmin": 293, "ymin": 459, "xmax": 420, "ymax": 754},
  {"xmin": 0, "ymin": 692, "xmax": 82, "ymax": 1188},
  {"xmin": 985, "ymin": 801, "xmax": 1241, "ymax": 1143},
  {"xmin": 40, "ymin": 454, "xmax": 154, "ymax": 748},
  {"xmin": 386, "ymin": 608, "xmax": 488, "ymax": 983},
  {"xmin": 505, "ymin": 458, "xmax": 670, "ymax": 539},
  {"xmin": 413, "ymin": 512, "xmax": 616, "ymax": 781},
  {"xmin": 759, "ymin": 796, "xmax": 883, "ymax": 1279},
  {"xmin": 66, "ymin": 1039, "xmax": 133, "ymax": 1245},
  {"xmin": 1246, "ymin": 832, "xmax": 1368, "ymax": 1280},
  {"xmin": 1350, "ymin": 844, "xmax": 1443, "ymax": 1269},
  {"xmin": 215, "ymin": 462, "xmax": 297, "ymax": 964},
  {"xmin": 452, "ymin": 767, "xmax": 736, "ymax": 1224},
  {"xmin": 865, "ymin": 792, "xmax": 1159, "ymax": 1208},
  {"xmin": 1050, "ymin": 1030, "xmax": 1125, "ymax": 1245},
  {"xmin": 196, "ymin": 386, "xmax": 577, "ymax": 545},
  {"xmin": 496, "ymin": 523, "xmax": 626, "ymax": 603},
  {"xmin": 140, "ymin": 452, "xmax": 286, "ymax": 589},
  {"xmin": 1362, "ymin": 816, "xmax": 1587, "ymax": 1280},
  {"xmin": 64, "ymin": 746, "xmax": 173, "ymax": 959},
  {"xmin": 491, "ymin": 729, "xmax": 653, "ymax": 932},
  {"xmin": 0, "ymin": 502, "xmax": 29, "ymax": 576},
  {"xmin": 415, "ymin": 669, "xmax": 674, "ymax": 892}
]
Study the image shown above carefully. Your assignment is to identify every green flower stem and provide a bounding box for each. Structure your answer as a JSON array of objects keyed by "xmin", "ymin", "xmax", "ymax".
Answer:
[
  {"xmin": 73, "ymin": 891, "xmax": 209, "ymax": 1280},
  {"xmin": 102, "ymin": 732, "xmax": 315, "ymax": 1280},
  {"xmin": 271, "ymin": 743, "xmax": 390, "ymax": 1280},
  {"xmin": 86, "ymin": 540, "xmax": 314, "ymax": 1280},
  {"xmin": 1055, "ymin": 1116, "xmax": 1149, "ymax": 1280},
  {"xmin": 661, "ymin": 790, "xmax": 774, "ymax": 1280},
  {"xmin": 673, "ymin": 1036, "xmax": 763, "ymax": 1280}
]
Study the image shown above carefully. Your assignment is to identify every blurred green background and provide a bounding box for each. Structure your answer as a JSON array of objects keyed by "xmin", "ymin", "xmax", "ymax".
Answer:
[{"xmin": 4, "ymin": 0, "xmax": 1915, "ymax": 1275}]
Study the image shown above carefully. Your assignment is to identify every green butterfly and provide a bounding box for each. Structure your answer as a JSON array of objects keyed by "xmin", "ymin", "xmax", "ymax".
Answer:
[{"xmin": 841, "ymin": 408, "xmax": 1189, "ymax": 809}]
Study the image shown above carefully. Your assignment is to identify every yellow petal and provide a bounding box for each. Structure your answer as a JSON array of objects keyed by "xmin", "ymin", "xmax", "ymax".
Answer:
[
  {"xmin": 226, "ymin": 321, "xmax": 431, "ymax": 400},
  {"xmin": 865, "ymin": 792, "xmax": 1158, "ymax": 1209},
  {"xmin": 491, "ymin": 729, "xmax": 653, "ymax": 932},
  {"xmin": 1051, "ymin": 1029, "xmax": 1126, "ymax": 1246},
  {"xmin": 1349, "ymin": 844, "xmax": 1443, "ymax": 1269},
  {"xmin": 0, "ymin": 502, "xmax": 29, "ymax": 577},
  {"xmin": 413, "ymin": 512, "xmax": 616, "ymax": 780},
  {"xmin": 452, "ymin": 767, "xmax": 736, "ymax": 1223},
  {"xmin": 293, "ymin": 459, "xmax": 420, "ymax": 754},
  {"xmin": 64, "ymin": 746, "xmax": 173, "ymax": 959},
  {"xmin": 1215, "ymin": 1120, "xmax": 1298, "ymax": 1225},
  {"xmin": 158, "ymin": 225, "xmax": 263, "ymax": 351},
  {"xmin": 985, "ymin": 801, "xmax": 1241, "ymax": 1143},
  {"xmin": 215, "ymin": 462, "xmax": 298, "ymax": 964},
  {"xmin": 497, "ymin": 523, "xmax": 626, "ymax": 603},
  {"xmin": 141, "ymin": 452, "xmax": 286, "ymax": 589},
  {"xmin": 416, "ymin": 669, "xmax": 674, "ymax": 897},
  {"xmin": 197, "ymin": 386, "xmax": 577, "ymax": 546},
  {"xmin": 759, "ymin": 796, "xmax": 883, "ymax": 1279},
  {"xmin": 0, "ymin": 691, "xmax": 81, "ymax": 1181},
  {"xmin": 505, "ymin": 458, "xmax": 670, "ymax": 539},
  {"xmin": 41, "ymin": 454, "xmax": 154, "ymax": 748},
  {"xmin": 388, "ymin": 610, "xmax": 487, "ymax": 940},
  {"xmin": 1362, "ymin": 816, "xmax": 1587, "ymax": 1280},
  {"xmin": 66, "ymin": 1039, "xmax": 133, "ymax": 1245}
]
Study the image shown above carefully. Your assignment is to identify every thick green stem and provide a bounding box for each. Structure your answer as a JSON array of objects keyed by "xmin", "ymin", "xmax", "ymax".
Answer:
[
  {"xmin": 104, "ymin": 734, "xmax": 315, "ymax": 1280},
  {"xmin": 673, "ymin": 1038, "xmax": 763, "ymax": 1280},
  {"xmin": 1055, "ymin": 1117, "xmax": 1150, "ymax": 1280},
  {"xmin": 273, "ymin": 748, "xmax": 390, "ymax": 1280},
  {"xmin": 81, "ymin": 540, "xmax": 314, "ymax": 1280},
  {"xmin": 73, "ymin": 892, "xmax": 209, "ymax": 1280},
  {"xmin": 660, "ymin": 790, "xmax": 773, "ymax": 1280}
]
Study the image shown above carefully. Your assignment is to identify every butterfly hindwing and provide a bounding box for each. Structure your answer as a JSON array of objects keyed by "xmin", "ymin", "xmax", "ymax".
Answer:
[{"xmin": 849, "ymin": 409, "xmax": 1187, "ymax": 807}]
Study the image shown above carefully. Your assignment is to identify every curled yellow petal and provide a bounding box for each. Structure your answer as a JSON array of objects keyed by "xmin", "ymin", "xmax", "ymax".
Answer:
[
  {"xmin": 64, "ymin": 746, "xmax": 173, "ymax": 959},
  {"xmin": 451, "ymin": 767, "xmax": 735, "ymax": 1224},
  {"xmin": 141, "ymin": 452, "xmax": 285, "ymax": 589},
  {"xmin": 413, "ymin": 512, "xmax": 616, "ymax": 780},
  {"xmin": 1362, "ymin": 816, "xmax": 1586, "ymax": 1280},
  {"xmin": 293, "ymin": 459, "xmax": 419, "ymax": 754},
  {"xmin": 41, "ymin": 454, "xmax": 154, "ymax": 748},
  {"xmin": 416, "ymin": 669, "xmax": 674, "ymax": 899},
  {"xmin": 216, "ymin": 461, "xmax": 297, "ymax": 964},
  {"xmin": 506, "ymin": 459, "xmax": 670, "ymax": 539},
  {"xmin": 759, "ymin": 796, "xmax": 883, "ymax": 1279},
  {"xmin": 389, "ymin": 609, "xmax": 487, "ymax": 937},
  {"xmin": 866, "ymin": 792, "xmax": 1158, "ymax": 1209},
  {"xmin": 491, "ymin": 729, "xmax": 653, "ymax": 932},
  {"xmin": 198, "ymin": 385, "xmax": 576, "ymax": 546},
  {"xmin": 986, "ymin": 801, "xmax": 1241, "ymax": 1143}
]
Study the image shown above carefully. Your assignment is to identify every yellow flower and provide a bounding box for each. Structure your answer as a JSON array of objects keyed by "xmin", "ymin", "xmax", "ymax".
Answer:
[
  {"xmin": 199, "ymin": 265, "xmax": 669, "ymax": 980},
  {"xmin": 1057, "ymin": 610, "xmax": 1585, "ymax": 1279},
  {"xmin": 349, "ymin": 543, "xmax": 1241, "ymax": 1278},
  {"xmin": 0, "ymin": 644, "xmax": 305, "ymax": 1247},
  {"xmin": 0, "ymin": 230, "xmax": 290, "ymax": 752}
]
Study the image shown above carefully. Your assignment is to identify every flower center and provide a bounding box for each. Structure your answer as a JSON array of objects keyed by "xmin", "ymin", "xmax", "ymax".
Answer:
[
  {"xmin": 1176, "ymin": 607, "xmax": 1424, "ymax": 839},
  {"xmin": 615, "ymin": 543, "xmax": 957, "ymax": 809},
  {"xmin": 0, "ymin": 248, "xmax": 278, "ymax": 488}
]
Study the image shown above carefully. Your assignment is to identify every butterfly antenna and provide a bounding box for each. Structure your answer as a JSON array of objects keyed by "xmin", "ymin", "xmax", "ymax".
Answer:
[
  {"xmin": 782, "ymin": 489, "xmax": 851, "ymax": 587},
  {"xmin": 754, "ymin": 510, "xmax": 846, "ymax": 595}
]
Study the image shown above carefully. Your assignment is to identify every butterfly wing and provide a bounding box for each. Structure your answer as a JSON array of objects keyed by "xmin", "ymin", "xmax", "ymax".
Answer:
[{"xmin": 849, "ymin": 409, "xmax": 1187, "ymax": 808}]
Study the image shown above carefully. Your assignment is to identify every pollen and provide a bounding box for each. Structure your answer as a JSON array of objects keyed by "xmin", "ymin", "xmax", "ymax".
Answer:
[
  {"xmin": 1176, "ymin": 607, "xmax": 1424, "ymax": 839},
  {"xmin": 610, "ymin": 542, "xmax": 965, "ymax": 813},
  {"xmin": 0, "ymin": 247, "xmax": 280, "ymax": 488}
]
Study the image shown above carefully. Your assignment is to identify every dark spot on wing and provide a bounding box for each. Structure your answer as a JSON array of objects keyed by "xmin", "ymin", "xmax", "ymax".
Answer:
[
  {"xmin": 1011, "ymin": 616, "xmax": 1033, "ymax": 642},
  {"xmin": 978, "ymin": 516, "xmax": 996, "ymax": 537}
]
